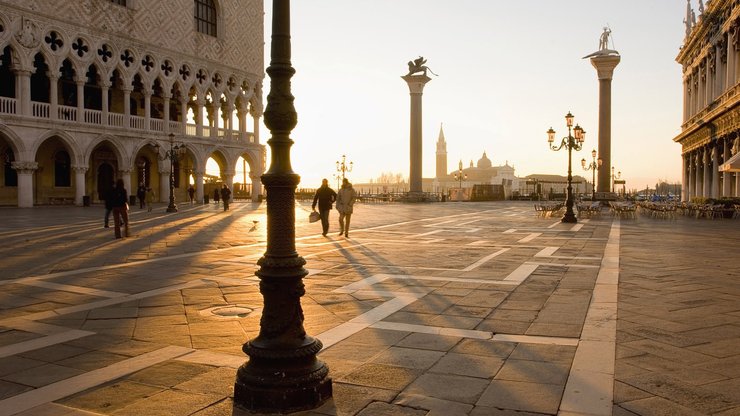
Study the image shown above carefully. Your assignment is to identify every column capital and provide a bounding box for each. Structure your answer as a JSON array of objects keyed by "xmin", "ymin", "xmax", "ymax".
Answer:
[
  {"xmin": 589, "ymin": 54, "xmax": 621, "ymax": 80},
  {"xmin": 118, "ymin": 169, "xmax": 132, "ymax": 175},
  {"xmin": 401, "ymin": 74, "xmax": 432, "ymax": 94},
  {"xmin": 11, "ymin": 161, "xmax": 38, "ymax": 173},
  {"xmin": 72, "ymin": 166, "xmax": 88, "ymax": 174}
]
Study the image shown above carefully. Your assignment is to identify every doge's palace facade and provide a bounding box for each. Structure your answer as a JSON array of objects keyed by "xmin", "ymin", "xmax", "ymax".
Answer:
[
  {"xmin": 676, "ymin": 0, "xmax": 740, "ymax": 201},
  {"xmin": 0, "ymin": 0, "xmax": 265, "ymax": 207}
]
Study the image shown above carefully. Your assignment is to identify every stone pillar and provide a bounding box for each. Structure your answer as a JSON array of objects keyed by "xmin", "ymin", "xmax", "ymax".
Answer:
[
  {"xmin": 73, "ymin": 166, "xmax": 87, "ymax": 206},
  {"xmin": 75, "ymin": 78, "xmax": 85, "ymax": 122},
  {"xmin": 13, "ymin": 68, "xmax": 32, "ymax": 116},
  {"xmin": 195, "ymin": 171, "xmax": 205, "ymax": 203},
  {"xmin": 120, "ymin": 170, "xmax": 132, "ymax": 200},
  {"xmin": 695, "ymin": 151, "xmax": 703, "ymax": 198},
  {"xmin": 237, "ymin": 104, "xmax": 248, "ymax": 138},
  {"xmin": 711, "ymin": 145, "xmax": 719, "ymax": 198},
  {"xmin": 224, "ymin": 170, "xmax": 235, "ymax": 190},
  {"xmin": 401, "ymin": 74, "xmax": 432, "ymax": 195},
  {"xmin": 12, "ymin": 161, "xmax": 37, "ymax": 207},
  {"xmin": 101, "ymin": 80, "xmax": 110, "ymax": 126},
  {"xmin": 727, "ymin": 34, "xmax": 736, "ymax": 88},
  {"xmin": 211, "ymin": 100, "xmax": 221, "ymax": 138},
  {"xmin": 682, "ymin": 153, "xmax": 689, "ymax": 202},
  {"xmin": 123, "ymin": 87, "xmax": 132, "ymax": 128},
  {"xmin": 195, "ymin": 97, "xmax": 205, "ymax": 137},
  {"xmin": 49, "ymin": 72, "xmax": 59, "ymax": 120},
  {"xmin": 688, "ymin": 151, "xmax": 695, "ymax": 200},
  {"xmin": 589, "ymin": 54, "xmax": 621, "ymax": 193},
  {"xmin": 725, "ymin": 138, "xmax": 734, "ymax": 197},
  {"xmin": 159, "ymin": 165, "xmax": 170, "ymax": 203},
  {"xmin": 143, "ymin": 87, "xmax": 152, "ymax": 130},
  {"xmin": 250, "ymin": 172, "xmax": 262, "ymax": 202},
  {"xmin": 251, "ymin": 106, "xmax": 263, "ymax": 144},
  {"xmin": 704, "ymin": 146, "xmax": 712, "ymax": 198},
  {"xmin": 180, "ymin": 97, "xmax": 189, "ymax": 134},
  {"xmin": 163, "ymin": 94, "xmax": 171, "ymax": 133},
  {"xmin": 683, "ymin": 78, "xmax": 690, "ymax": 123}
]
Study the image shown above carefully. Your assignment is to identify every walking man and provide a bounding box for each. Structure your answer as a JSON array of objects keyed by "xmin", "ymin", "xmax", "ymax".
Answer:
[
  {"xmin": 336, "ymin": 178, "xmax": 357, "ymax": 237},
  {"xmin": 312, "ymin": 178, "xmax": 337, "ymax": 237}
]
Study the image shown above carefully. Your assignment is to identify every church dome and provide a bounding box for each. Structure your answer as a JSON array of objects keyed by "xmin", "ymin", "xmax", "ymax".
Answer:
[{"xmin": 477, "ymin": 151, "xmax": 492, "ymax": 169}]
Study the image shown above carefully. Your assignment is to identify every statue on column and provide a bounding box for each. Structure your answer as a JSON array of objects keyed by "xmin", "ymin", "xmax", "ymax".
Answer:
[
  {"xmin": 406, "ymin": 56, "xmax": 438, "ymax": 76},
  {"xmin": 599, "ymin": 27, "xmax": 611, "ymax": 50}
]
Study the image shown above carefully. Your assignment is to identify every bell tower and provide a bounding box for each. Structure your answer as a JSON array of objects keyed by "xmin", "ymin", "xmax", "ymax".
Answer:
[{"xmin": 436, "ymin": 124, "xmax": 448, "ymax": 178}]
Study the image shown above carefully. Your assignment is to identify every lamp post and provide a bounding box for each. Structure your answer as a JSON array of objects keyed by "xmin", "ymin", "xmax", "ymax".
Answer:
[
  {"xmin": 336, "ymin": 154, "xmax": 353, "ymax": 181},
  {"xmin": 581, "ymin": 149, "xmax": 602, "ymax": 201},
  {"xmin": 233, "ymin": 0, "xmax": 332, "ymax": 412},
  {"xmin": 611, "ymin": 166, "xmax": 621, "ymax": 193},
  {"xmin": 160, "ymin": 133, "xmax": 185, "ymax": 213},
  {"xmin": 547, "ymin": 111, "xmax": 585, "ymax": 223},
  {"xmin": 453, "ymin": 159, "xmax": 467, "ymax": 201}
]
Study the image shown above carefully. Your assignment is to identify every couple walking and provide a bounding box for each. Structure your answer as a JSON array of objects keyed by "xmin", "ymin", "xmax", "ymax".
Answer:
[{"xmin": 312, "ymin": 178, "xmax": 356, "ymax": 237}]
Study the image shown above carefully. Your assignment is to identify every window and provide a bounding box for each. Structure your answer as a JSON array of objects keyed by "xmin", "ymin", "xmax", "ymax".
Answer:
[
  {"xmin": 54, "ymin": 150, "xmax": 71, "ymax": 187},
  {"xmin": 110, "ymin": 0, "xmax": 127, "ymax": 6},
  {"xmin": 194, "ymin": 0, "xmax": 217, "ymax": 37}
]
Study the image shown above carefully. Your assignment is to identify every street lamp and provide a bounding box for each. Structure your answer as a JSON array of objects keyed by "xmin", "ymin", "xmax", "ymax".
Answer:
[
  {"xmin": 581, "ymin": 149, "xmax": 602, "ymax": 201},
  {"xmin": 547, "ymin": 111, "xmax": 585, "ymax": 223},
  {"xmin": 453, "ymin": 159, "xmax": 467, "ymax": 192},
  {"xmin": 160, "ymin": 133, "xmax": 185, "ymax": 213},
  {"xmin": 336, "ymin": 154, "xmax": 353, "ymax": 181},
  {"xmin": 611, "ymin": 166, "xmax": 621, "ymax": 193}
]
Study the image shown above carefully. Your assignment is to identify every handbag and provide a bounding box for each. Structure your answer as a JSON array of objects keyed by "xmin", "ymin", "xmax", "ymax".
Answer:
[{"xmin": 309, "ymin": 211, "xmax": 320, "ymax": 223}]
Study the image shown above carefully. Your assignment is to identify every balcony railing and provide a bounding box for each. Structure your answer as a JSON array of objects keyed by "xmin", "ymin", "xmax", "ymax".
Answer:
[{"xmin": 0, "ymin": 99, "xmax": 257, "ymax": 144}]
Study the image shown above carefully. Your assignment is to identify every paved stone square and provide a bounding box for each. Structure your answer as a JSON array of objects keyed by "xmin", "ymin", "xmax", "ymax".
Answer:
[{"xmin": 0, "ymin": 201, "xmax": 738, "ymax": 415}]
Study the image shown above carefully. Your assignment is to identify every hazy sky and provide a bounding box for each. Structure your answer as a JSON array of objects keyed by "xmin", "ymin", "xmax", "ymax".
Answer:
[{"xmin": 260, "ymin": 1, "xmax": 687, "ymax": 190}]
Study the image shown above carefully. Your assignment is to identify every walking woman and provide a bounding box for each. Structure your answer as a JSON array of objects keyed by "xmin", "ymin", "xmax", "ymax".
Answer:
[{"xmin": 111, "ymin": 179, "xmax": 130, "ymax": 238}]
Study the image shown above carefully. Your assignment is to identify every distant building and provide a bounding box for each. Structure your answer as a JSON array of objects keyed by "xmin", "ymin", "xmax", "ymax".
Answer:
[
  {"xmin": 675, "ymin": 0, "xmax": 740, "ymax": 201},
  {"xmin": 0, "ymin": 0, "xmax": 265, "ymax": 207}
]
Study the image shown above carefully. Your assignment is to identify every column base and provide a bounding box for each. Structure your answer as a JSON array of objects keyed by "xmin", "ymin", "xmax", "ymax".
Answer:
[{"xmin": 561, "ymin": 211, "xmax": 578, "ymax": 223}]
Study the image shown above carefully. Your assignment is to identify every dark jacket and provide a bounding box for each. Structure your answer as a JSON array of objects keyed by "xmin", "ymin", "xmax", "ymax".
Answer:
[
  {"xmin": 312, "ymin": 185, "xmax": 337, "ymax": 211},
  {"xmin": 111, "ymin": 186, "xmax": 128, "ymax": 208},
  {"xmin": 221, "ymin": 187, "xmax": 231, "ymax": 201},
  {"xmin": 103, "ymin": 188, "xmax": 115, "ymax": 210}
]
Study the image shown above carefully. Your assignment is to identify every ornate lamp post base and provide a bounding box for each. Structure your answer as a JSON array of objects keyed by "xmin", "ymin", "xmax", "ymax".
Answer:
[{"xmin": 561, "ymin": 211, "xmax": 578, "ymax": 223}]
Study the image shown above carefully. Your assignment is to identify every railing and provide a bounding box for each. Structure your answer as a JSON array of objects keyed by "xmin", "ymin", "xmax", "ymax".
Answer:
[
  {"xmin": 129, "ymin": 115, "xmax": 145, "ymax": 130},
  {"xmin": 0, "ymin": 96, "xmax": 17, "ymax": 114},
  {"xmin": 185, "ymin": 124, "xmax": 197, "ymax": 136},
  {"xmin": 202, "ymin": 126, "xmax": 212, "ymax": 137},
  {"xmin": 32, "ymin": 102, "xmax": 49, "ymax": 118},
  {"xmin": 58, "ymin": 105, "xmax": 76, "ymax": 121},
  {"xmin": 169, "ymin": 121, "xmax": 182, "ymax": 133},
  {"xmin": 84, "ymin": 109, "xmax": 102, "ymax": 125},
  {"xmin": 150, "ymin": 118, "xmax": 163, "ymax": 132},
  {"xmin": 109, "ymin": 112, "xmax": 124, "ymax": 127}
]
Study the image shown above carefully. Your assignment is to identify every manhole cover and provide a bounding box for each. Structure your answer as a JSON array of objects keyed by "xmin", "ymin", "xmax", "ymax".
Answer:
[{"xmin": 208, "ymin": 305, "xmax": 254, "ymax": 318}]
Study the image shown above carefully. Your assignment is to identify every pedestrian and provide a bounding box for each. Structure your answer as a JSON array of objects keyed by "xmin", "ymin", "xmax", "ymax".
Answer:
[
  {"xmin": 145, "ymin": 187, "xmax": 155, "ymax": 212},
  {"xmin": 111, "ymin": 179, "xmax": 130, "ymax": 239},
  {"xmin": 312, "ymin": 178, "xmax": 337, "ymax": 237},
  {"xmin": 136, "ymin": 183, "xmax": 146, "ymax": 209},
  {"xmin": 188, "ymin": 185, "xmax": 195, "ymax": 204},
  {"xmin": 103, "ymin": 183, "xmax": 114, "ymax": 228},
  {"xmin": 336, "ymin": 178, "xmax": 357, "ymax": 238},
  {"xmin": 213, "ymin": 188, "xmax": 220, "ymax": 206},
  {"xmin": 221, "ymin": 184, "xmax": 232, "ymax": 211}
]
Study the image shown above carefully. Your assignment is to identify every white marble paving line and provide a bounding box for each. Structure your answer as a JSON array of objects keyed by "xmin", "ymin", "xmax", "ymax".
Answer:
[
  {"xmin": 503, "ymin": 229, "xmax": 517, "ymax": 234},
  {"xmin": 560, "ymin": 219, "xmax": 620, "ymax": 416},
  {"xmin": 0, "ymin": 345, "xmax": 193, "ymax": 416},
  {"xmin": 503, "ymin": 264, "xmax": 539, "ymax": 282},
  {"xmin": 406, "ymin": 229, "xmax": 444, "ymax": 238},
  {"xmin": 524, "ymin": 261, "xmax": 600, "ymax": 269},
  {"xmin": 369, "ymin": 322, "xmax": 579, "ymax": 346},
  {"xmin": 422, "ymin": 219, "xmax": 458, "ymax": 227},
  {"xmin": 547, "ymin": 221, "xmax": 561, "ymax": 228},
  {"xmin": 462, "ymin": 249, "xmax": 510, "ymax": 271},
  {"xmin": 517, "ymin": 233, "xmax": 541, "ymax": 243},
  {"xmin": 334, "ymin": 274, "xmax": 521, "ymax": 296},
  {"xmin": 464, "ymin": 228, "xmax": 481, "ymax": 233},
  {"xmin": 534, "ymin": 247, "xmax": 601, "ymax": 261},
  {"xmin": 0, "ymin": 329, "xmax": 94, "ymax": 359},
  {"xmin": 535, "ymin": 247, "xmax": 559, "ymax": 257},
  {"xmin": 457, "ymin": 219, "xmax": 481, "ymax": 226},
  {"xmin": 491, "ymin": 333, "xmax": 579, "ymax": 346},
  {"xmin": 569, "ymin": 223, "xmax": 584, "ymax": 232},
  {"xmin": 18, "ymin": 280, "xmax": 128, "ymax": 298},
  {"xmin": 176, "ymin": 349, "xmax": 245, "ymax": 368},
  {"xmin": 362, "ymin": 210, "xmax": 493, "ymax": 231}
]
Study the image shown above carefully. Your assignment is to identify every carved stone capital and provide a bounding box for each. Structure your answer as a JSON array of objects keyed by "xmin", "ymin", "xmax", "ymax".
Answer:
[
  {"xmin": 11, "ymin": 161, "xmax": 38, "ymax": 173},
  {"xmin": 72, "ymin": 166, "xmax": 88, "ymax": 174}
]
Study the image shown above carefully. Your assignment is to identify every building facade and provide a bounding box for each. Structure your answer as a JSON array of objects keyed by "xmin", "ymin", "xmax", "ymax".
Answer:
[
  {"xmin": 0, "ymin": 0, "xmax": 265, "ymax": 207},
  {"xmin": 675, "ymin": 0, "xmax": 740, "ymax": 201}
]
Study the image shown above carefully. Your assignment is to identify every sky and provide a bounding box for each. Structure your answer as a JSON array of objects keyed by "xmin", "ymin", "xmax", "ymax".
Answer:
[{"xmin": 256, "ymin": 1, "xmax": 688, "ymax": 191}]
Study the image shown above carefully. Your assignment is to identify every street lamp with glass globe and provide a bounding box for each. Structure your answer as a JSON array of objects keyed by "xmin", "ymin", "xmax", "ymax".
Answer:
[
  {"xmin": 547, "ymin": 111, "xmax": 585, "ymax": 223},
  {"xmin": 453, "ymin": 160, "xmax": 467, "ymax": 200},
  {"xmin": 336, "ymin": 154, "xmax": 353, "ymax": 181},
  {"xmin": 158, "ymin": 133, "xmax": 185, "ymax": 213},
  {"xmin": 581, "ymin": 149, "xmax": 602, "ymax": 201},
  {"xmin": 611, "ymin": 166, "xmax": 621, "ymax": 193}
]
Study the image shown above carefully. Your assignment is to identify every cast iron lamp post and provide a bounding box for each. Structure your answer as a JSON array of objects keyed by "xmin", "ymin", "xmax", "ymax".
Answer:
[
  {"xmin": 611, "ymin": 166, "xmax": 621, "ymax": 193},
  {"xmin": 547, "ymin": 111, "xmax": 586, "ymax": 223},
  {"xmin": 453, "ymin": 159, "xmax": 467, "ymax": 200},
  {"xmin": 336, "ymin": 154, "xmax": 353, "ymax": 181},
  {"xmin": 233, "ymin": 0, "xmax": 332, "ymax": 412},
  {"xmin": 160, "ymin": 133, "xmax": 185, "ymax": 213},
  {"xmin": 581, "ymin": 149, "xmax": 602, "ymax": 201}
]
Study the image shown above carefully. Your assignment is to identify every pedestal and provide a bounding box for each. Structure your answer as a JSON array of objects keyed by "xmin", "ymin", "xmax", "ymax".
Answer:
[
  {"xmin": 402, "ymin": 75, "xmax": 432, "ymax": 195},
  {"xmin": 589, "ymin": 54, "xmax": 620, "ymax": 194}
]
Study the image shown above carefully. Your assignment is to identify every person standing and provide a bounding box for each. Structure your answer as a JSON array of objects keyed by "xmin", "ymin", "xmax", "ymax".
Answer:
[
  {"xmin": 145, "ymin": 187, "xmax": 156, "ymax": 212},
  {"xmin": 221, "ymin": 184, "xmax": 232, "ymax": 211},
  {"xmin": 213, "ymin": 188, "xmax": 220, "ymax": 206},
  {"xmin": 111, "ymin": 179, "xmax": 130, "ymax": 239},
  {"xmin": 188, "ymin": 185, "xmax": 195, "ymax": 204},
  {"xmin": 103, "ymin": 183, "xmax": 114, "ymax": 228},
  {"xmin": 336, "ymin": 178, "xmax": 357, "ymax": 237},
  {"xmin": 312, "ymin": 178, "xmax": 337, "ymax": 237},
  {"xmin": 136, "ymin": 183, "xmax": 146, "ymax": 209}
]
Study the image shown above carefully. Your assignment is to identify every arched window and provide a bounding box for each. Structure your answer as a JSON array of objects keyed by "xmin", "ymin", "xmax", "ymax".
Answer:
[
  {"xmin": 54, "ymin": 150, "xmax": 71, "ymax": 187},
  {"xmin": 194, "ymin": 0, "xmax": 217, "ymax": 37},
  {"xmin": 3, "ymin": 148, "xmax": 17, "ymax": 187}
]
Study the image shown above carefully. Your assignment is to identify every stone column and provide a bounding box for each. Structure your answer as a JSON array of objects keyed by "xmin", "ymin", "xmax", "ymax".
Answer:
[
  {"xmin": 250, "ymin": 172, "xmax": 262, "ymax": 202},
  {"xmin": 73, "ymin": 166, "xmax": 87, "ymax": 206},
  {"xmin": 704, "ymin": 146, "xmax": 712, "ymax": 198},
  {"xmin": 711, "ymin": 145, "xmax": 719, "ymax": 198},
  {"xmin": 682, "ymin": 153, "xmax": 689, "ymax": 202},
  {"xmin": 683, "ymin": 78, "xmax": 690, "ymax": 123},
  {"xmin": 727, "ymin": 33, "xmax": 736, "ymax": 88},
  {"xmin": 13, "ymin": 67, "xmax": 32, "ymax": 116},
  {"xmin": 589, "ymin": 54, "xmax": 621, "ymax": 193},
  {"xmin": 75, "ymin": 77, "xmax": 85, "ymax": 122},
  {"xmin": 101, "ymin": 80, "xmax": 111, "ymax": 126},
  {"xmin": 401, "ymin": 74, "xmax": 432, "ymax": 195},
  {"xmin": 722, "ymin": 138, "xmax": 731, "ymax": 197},
  {"xmin": 251, "ymin": 106, "xmax": 263, "ymax": 144},
  {"xmin": 12, "ymin": 161, "xmax": 37, "ymax": 207},
  {"xmin": 237, "ymin": 103, "xmax": 248, "ymax": 139},
  {"xmin": 159, "ymin": 165, "xmax": 170, "ymax": 203},
  {"xmin": 696, "ymin": 151, "xmax": 703, "ymax": 198},
  {"xmin": 49, "ymin": 71, "xmax": 59, "ymax": 120},
  {"xmin": 163, "ymin": 93, "xmax": 171, "ymax": 133},
  {"xmin": 210, "ymin": 100, "xmax": 221, "ymax": 138},
  {"xmin": 224, "ymin": 170, "xmax": 235, "ymax": 190},
  {"xmin": 123, "ymin": 87, "xmax": 132, "ymax": 128},
  {"xmin": 180, "ymin": 97, "xmax": 189, "ymax": 134},
  {"xmin": 688, "ymin": 151, "xmax": 695, "ymax": 200},
  {"xmin": 120, "ymin": 170, "xmax": 132, "ymax": 201},
  {"xmin": 195, "ymin": 97, "xmax": 205, "ymax": 137},
  {"xmin": 195, "ymin": 171, "xmax": 205, "ymax": 203},
  {"xmin": 143, "ymin": 87, "xmax": 152, "ymax": 130}
]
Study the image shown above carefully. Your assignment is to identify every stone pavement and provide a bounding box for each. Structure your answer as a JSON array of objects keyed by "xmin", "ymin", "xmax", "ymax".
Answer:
[{"xmin": 0, "ymin": 201, "xmax": 737, "ymax": 416}]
